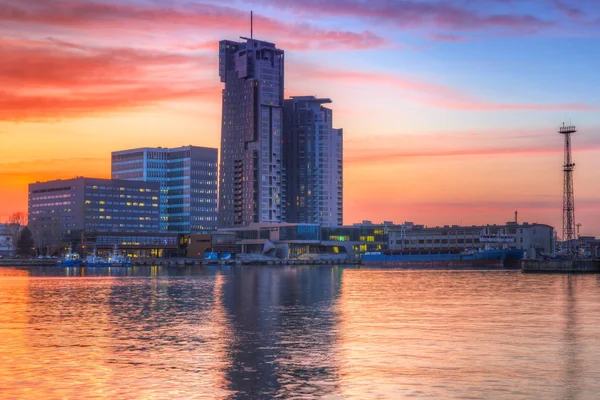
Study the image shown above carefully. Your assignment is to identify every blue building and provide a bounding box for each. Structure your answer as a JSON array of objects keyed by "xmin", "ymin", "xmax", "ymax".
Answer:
[
  {"xmin": 283, "ymin": 96, "xmax": 343, "ymax": 226},
  {"xmin": 111, "ymin": 146, "xmax": 218, "ymax": 234}
]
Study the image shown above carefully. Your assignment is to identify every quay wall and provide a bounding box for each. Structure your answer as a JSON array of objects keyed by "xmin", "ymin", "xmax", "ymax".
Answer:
[
  {"xmin": 522, "ymin": 259, "xmax": 600, "ymax": 273},
  {"xmin": 361, "ymin": 260, "xmax": 504, "ymax": 268}
]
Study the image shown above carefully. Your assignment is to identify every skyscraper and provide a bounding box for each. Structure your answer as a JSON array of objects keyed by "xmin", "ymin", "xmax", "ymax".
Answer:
[
  {"xmin": 218, "ymin": 38, "xmax": 285, "ymax": 227},
  {"xmin": 283, "ymin": 96, "xmax": 343, "ymax": 226},
  {"xmin": 111, "ymin": 146, "xmax": 218, "ymax": 233}
]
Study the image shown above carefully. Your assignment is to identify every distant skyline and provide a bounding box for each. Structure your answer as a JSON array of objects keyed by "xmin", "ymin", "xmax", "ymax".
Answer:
[{"xmin": 1, "ymin": 0, "xmax": 599, "ymax": 235}]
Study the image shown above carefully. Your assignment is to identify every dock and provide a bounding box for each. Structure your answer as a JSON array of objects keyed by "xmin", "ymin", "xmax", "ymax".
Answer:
[{"xmin": 521, "ymin": 259, "xmax": 600, "ymax": 273}]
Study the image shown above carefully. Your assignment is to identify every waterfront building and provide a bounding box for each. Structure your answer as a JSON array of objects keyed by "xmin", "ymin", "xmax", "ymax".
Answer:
[
  {"xmin": 220, "ymin": 222, "xmax": 323, "ymax": 257},
  {"xmin": 218, "ymin": 37, "xmax": 285, "ymax": 227},
  {"xmin": 283, "ymin": 96, "xmax": 343, "ymax": 226},
  {"xmin": 111, "ymin": 146, "xmax": 218, "ymax": 234},
  {"xmin": 388, "ymin": 222, "xmax": 554, "ymax": 258},
  {"xmin": 184, "ymin": 233, "xmax": 237, "ymax": 258},
  {"xmin": 321, "ymin": 221, "xmax": 396, "ymax": 254},
  {"xmin": 28, "ymin": 177, "xmax": 161, "ymax": 239},
  {"xmin": 219, "ymin": 221, "xmax": 396, "ymax": 259},
  {"xmin": 82, "ymin": 231, "xmax": 179, "ymax": 258},
  {"xmin": 0, "ymin": 224, "xmax": 13, "ymax": 257}
]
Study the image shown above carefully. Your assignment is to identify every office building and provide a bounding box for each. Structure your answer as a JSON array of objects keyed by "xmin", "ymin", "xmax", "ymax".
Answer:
[
  {"xmin": 218, "ymin": 37, "xmax": 285, "ymax": 227},
  {"xmin": 28, "ymin": 177, "xmax": 160, "ymax": 237},
  {"xmin": 111, "ymin": 146, "xmax": 218, "ymax": 234},
  {"xmin": 283, "ymin": 96, "xmax": 343, "ymax": 226}
]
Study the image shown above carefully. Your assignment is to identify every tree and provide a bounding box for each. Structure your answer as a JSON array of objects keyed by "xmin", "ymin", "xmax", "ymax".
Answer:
[
  {"xmin": 16, "ymin": 227, "xmax": 34, "ymax": 258},
  {"xmin": 6, "ymin": 212, "xmax": 26, "ymax": 252},
  {"xmin": 30, "ymin": 218, "xmax": 62, "ymax": 256}
]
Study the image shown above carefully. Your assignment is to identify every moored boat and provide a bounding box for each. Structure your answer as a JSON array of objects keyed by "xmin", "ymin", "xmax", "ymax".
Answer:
[
  {"xmin": 56, "ymin": 245, "xmax": 81, "ymax": 267},
  {"xmin": 108, "ymin": 244, "xmax": 132, "ymax": 267},
  {"xmin": 84, "ymin": 248, "xmax": 112, "ymax": 267}
]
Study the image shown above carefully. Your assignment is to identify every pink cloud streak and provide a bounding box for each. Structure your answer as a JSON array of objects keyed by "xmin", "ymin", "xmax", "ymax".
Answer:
[
  {"xmin": 0, "ymin": 0, "xmax": 389, "ymax": 51},
  {"xmin": 289, "ymin": 65, "xmax": 598, "ymax": 111}
]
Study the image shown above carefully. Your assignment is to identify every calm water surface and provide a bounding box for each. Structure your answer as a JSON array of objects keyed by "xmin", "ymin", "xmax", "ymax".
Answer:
[{"xmin": 1, "ymin": 266, "xmax": 599, "ymax": 399}]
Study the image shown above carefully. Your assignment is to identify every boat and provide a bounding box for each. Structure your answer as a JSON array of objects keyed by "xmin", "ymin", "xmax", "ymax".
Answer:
[
  {"xmin": 361, "ymin": 227, "xmax": 513, "ymax": 268},
  {"xmin": 107, "ymin": 244, "xmax": 132, "ymax": 267},
  {"xmin": 361, "ymin": 250, "xmax": 505, "ymax": 267},
  {"xmin": 84, "ymin": 248, "xmax": 112, "ymax": 267},
  {"xmin": 56, "ymin": 245, "xmax": 82, "ymax": 267}
]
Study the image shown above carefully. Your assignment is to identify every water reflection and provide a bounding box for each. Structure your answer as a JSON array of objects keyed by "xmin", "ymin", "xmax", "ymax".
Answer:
[
  {"xmin": 220, "ymin": 266, "xmax": 343, "ymax": 398},
  {"xmin": 1, "ymin": 266, "xmax": 600, "ymax": 399},
  {"xmin": 335, "ymin": 270, "xmax": 600, "ymax": 399}
]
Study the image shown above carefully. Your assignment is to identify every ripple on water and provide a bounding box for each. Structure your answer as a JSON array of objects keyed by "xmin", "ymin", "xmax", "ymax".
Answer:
[{"xmin": 0, "ymin": 266, "xmax": 599, "ymax": 399}]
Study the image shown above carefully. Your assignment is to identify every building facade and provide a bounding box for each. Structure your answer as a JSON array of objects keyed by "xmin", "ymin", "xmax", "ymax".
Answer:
[
  {"xmin": 111, "ymin": 146, "xmax": 218, "ymax": 234},
  {"xmin": 283, "ymin": 96, "xmax": 343, "ymax": 226},
  {"xmin": 218, "ymin": 38, "xmax": 285, "ymax": 227},
  {"xmin": 0, "ymin": 224, "xmax": 14, "ymax": 257},
  {"xmin": 28, "ymin": 178, "xmax": 161, "ymax": 241},
  {"xmin": 388, "ymin": 222, "xmax": 554, "ymax": 258}
]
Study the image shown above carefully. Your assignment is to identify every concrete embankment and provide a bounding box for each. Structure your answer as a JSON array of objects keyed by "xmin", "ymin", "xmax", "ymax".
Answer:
[
  {"xmin": 521, "ymin": 259, "xmax": 600, "ymax": 273},
  {"xmin": 131, "ymin": 258, "xmax": 361, "ymax": 267},
  {"xmin": 0, "ymin": 259, "xmax": 56, "ymax": 266}
]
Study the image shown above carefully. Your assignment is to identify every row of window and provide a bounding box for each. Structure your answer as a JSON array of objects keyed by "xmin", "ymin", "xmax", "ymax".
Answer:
[
  {"xmin": 31, "ymin": 201, "xmax": 72, "ymax": 208},
  {"xmin": 86, "ymin": 185, "xmax": 155, "ymax": 192},
  {"xmin": 86, "ymin": 223, "xmax": 160, "ymax": 229},
  {"xmin": 31, "ymin": 193, "xmax": 72, "ymax": 200},
  {"xmin": 96, "ymin": 235, "xmax": 178, "ymax": 246},
  {"xmin": 86, "ymin": 216, "xmax": 154, "ymax": 221}
]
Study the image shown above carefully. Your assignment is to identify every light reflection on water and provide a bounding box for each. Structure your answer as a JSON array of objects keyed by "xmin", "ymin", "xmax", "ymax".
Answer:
[{"xmin": 0, "ymin": 266, "xmax": 599, "ymax": 399}]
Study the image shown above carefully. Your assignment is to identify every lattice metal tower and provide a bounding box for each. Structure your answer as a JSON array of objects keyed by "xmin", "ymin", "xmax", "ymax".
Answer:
[{"xmin": 559, "ymin": 123, "xmax": 576, "ymax": 249}]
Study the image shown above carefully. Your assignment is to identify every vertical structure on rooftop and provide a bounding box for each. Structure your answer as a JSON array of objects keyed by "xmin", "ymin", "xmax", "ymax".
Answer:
[
  {"xmin": 218, "ymin": 37, "xmax": 285, "ymax": 227},
  {"xmin": 559, "ymin": 123, "xmax": 576, "ymax": 250}
]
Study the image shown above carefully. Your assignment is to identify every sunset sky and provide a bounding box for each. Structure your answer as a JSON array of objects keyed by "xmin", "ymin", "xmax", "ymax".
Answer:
[{"xmin": 1, "ymin": 0, "xmax": 599, "ymax": 235}]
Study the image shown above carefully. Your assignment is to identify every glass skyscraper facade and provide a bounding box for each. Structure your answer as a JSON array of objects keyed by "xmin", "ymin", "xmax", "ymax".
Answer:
[
  {"xmin": 111, "ymin": 146, "xmax": 218, "ymax": 234},
  {"xmin": 218, "ymin": 37, "xmax": 285, "ymax": 227},
  {"xmin": 283, "ymin": 96, "xmax": 343, "ymax": 226}
]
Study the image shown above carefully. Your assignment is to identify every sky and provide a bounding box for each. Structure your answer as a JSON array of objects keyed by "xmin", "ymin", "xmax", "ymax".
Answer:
[{"xmin": 1, "ymin": 0, "xmax": 599, "ymax": 236}]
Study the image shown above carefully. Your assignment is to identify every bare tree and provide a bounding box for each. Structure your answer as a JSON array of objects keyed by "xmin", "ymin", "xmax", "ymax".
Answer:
[
  {"xmin": 5, "ymin": 212, "xmax": 25, "ymax": 253},
  {"xmin": 30, "ymin": 218, "xmax": 63, "ymax": 256}
]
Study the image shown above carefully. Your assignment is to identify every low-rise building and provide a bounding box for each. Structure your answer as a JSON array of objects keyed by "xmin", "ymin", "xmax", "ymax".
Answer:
[
  {"xmin": 388, "ymin": 222, "xmax": 554, "ymax": 259},
  {"xmin": 184, "ymin": 233, "xmax": 237, "ymax": 258},
  {"xmin": 0, "ymin": 224, "xmax": 14, "ymax": 257}
]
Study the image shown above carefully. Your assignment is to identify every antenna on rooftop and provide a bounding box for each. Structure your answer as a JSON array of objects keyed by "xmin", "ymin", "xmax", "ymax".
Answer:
[{"xmin": 251, "ymin": 11, "xmax": 253, "ymax": 39}]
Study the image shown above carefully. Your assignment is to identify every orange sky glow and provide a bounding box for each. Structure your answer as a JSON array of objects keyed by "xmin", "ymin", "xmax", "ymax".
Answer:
[{"xmin": 1, "ymin": 0, "xmax": 599, "ymax": 236}]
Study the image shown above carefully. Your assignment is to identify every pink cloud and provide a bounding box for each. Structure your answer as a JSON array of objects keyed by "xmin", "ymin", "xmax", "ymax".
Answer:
[
  {"xmin": 0, "ymin": 0, "xmax": 390, "ymax": 51},
  {"xmin": 0, "ymin": 38, "xmax": 220, "ymax": 120},
  {"xmin": 257, "ymin": 0, "xmax": 556, "ymax": 34},
  {"xmin": 341, "ymin": 127, "xmax": 600, "ymax": 164},
  {"xmin": 288, "ymin": 64, "xmax": 598, "ymax": 111},
  {"xmin": 427, "ymin": 33, "xmax": 468, "ymax": 42}
]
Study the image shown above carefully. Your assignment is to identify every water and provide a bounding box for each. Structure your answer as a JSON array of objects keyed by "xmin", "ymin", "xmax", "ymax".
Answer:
[{"xmin": 1, "ymin": 266, "xmax": 600, "ymax": 399}]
